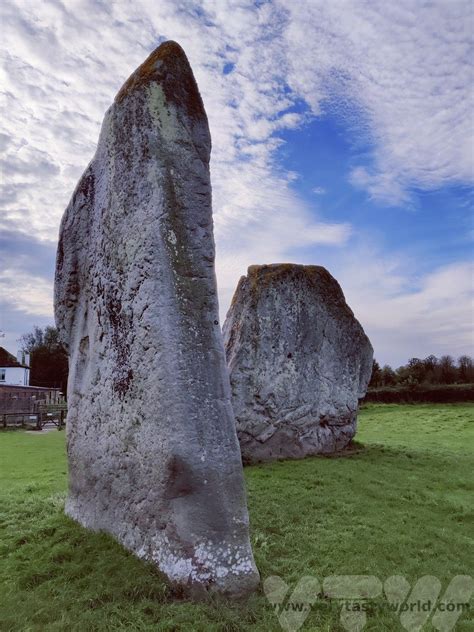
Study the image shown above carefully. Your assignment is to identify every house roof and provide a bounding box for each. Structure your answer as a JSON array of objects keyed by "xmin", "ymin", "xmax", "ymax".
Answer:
[
  {"xmin": 0, "ymin": 347, "xmax": 28, "ymax": 368},
  {"xmin": 0, "ymin": 384, "xmax": 60, "ymax": 392}
]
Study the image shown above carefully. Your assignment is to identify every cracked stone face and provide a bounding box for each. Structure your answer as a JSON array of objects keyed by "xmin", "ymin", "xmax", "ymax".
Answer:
[
  {"xmin": 54, "ymin": 41, "xmax": 259, "ymax": 598},
  {"xmin": 223, "ymin": 264, "xmax": 373, "ymax": 463}
]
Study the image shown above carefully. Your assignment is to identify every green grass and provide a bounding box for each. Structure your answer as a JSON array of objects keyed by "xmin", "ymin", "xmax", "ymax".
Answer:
[{"xmin": 1, "ymin": 404, "xmax": 473, "ymax": 631}]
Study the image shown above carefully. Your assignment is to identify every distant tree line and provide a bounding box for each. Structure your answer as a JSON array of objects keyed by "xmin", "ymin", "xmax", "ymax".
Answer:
[
  {"xmin": 369, "ymin": 355, "xmax": 474, "ymax": 388},
  {"xmin": 19, "ymin": 325, "xmax": 68, "ymax": 394}
]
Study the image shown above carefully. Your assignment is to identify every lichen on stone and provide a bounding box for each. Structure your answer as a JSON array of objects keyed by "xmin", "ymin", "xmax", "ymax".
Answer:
[
  {"xmin": 55, "ymin": 40, "xmax": 259, "ymax": 599},
  {"xmin": 223, "ymin": 263, "xmax": 373, "ymax": 464}
]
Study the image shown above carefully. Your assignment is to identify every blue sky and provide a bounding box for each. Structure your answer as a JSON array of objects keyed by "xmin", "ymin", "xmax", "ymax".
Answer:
[
  {"xmin": 280, "ymin": 113, "xmax": 473, "ymax": 274},
  {"xmin": 0, "ymin": 0, "xmax": 473, "ymax": 366}
]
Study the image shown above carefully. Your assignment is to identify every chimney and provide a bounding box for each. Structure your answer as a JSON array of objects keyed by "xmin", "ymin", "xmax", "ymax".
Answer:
[
  {"xmin": 17, "ymin": 351, "xmax": 23, "ymax": 365},
  {"xmin": 25, "ymin": 353, "xmax": 30, "ymax": 367}
]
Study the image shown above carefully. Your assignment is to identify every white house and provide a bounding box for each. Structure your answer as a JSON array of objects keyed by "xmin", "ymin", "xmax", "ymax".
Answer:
[{"xmin": 0, "ymin": 347, "xmax": 30, "ymax": 386}]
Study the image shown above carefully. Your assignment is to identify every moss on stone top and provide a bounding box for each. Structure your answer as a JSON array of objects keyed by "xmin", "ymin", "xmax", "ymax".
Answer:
[
  {"xmin": 248, "ymin": 263, "xmax": 328, "ymax": 273},
  {"xmin": 115, "ymin": 40, "xmax": 206, "ymax": 122},
  {"xmin": 247, "ymin": 263, "xmax": 330, "ymax": 282},
  {"xmin": 242, "ymin": 263, "xmax": 344, "ymax": 299}
]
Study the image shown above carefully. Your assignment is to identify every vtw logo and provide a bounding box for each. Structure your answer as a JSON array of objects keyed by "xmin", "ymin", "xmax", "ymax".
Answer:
[
  {"xmin": 263, "ymin": 574, "xmax": 473, "ymax": 632},
  {"xmin": 264, "ymin": 576, "xmax": 320, "ymax": 632}
]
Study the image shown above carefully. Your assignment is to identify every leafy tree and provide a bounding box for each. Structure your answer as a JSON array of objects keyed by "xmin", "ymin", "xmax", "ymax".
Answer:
[
  {"xmin": 395, "ymin": 364, "xmax": 419, "ymax": 389},
  {"xmin": 439, "ymin": 355, "xmax": 456, "ymax": 385},
  {"xmin": 19, "ymin": 325, "xmax": 68, "ymax": 394},
  {"xmin": 422, "ymin": 355, "xmax": 438, "ymax": 384},
  {"xmin": 423, "ymin": 355, "xmax": 438, "ymax": 372},
  {"xmin": 367, "ymin": 353, "xmax": 473, "ymax": 389},
  {"xmin": 407, "ymin": 358, "xmax": 427, "ymax": 384},
  {"xmin": 369, "ymin": 359, "xmax": 382, "ymax": 387},
  {"xmin": 458, "ymin": 355, "xmax": 474, "ymax": 383},
  {"xmin": 380, "ymin": 364, "xmax": 396, "ymax": 386}
]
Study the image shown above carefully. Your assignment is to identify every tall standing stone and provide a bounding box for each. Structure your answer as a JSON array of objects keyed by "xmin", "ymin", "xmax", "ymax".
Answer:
[
  {"xmin": 54, "ymin": 41, "xmax": 259, "ymax": 597},
  {"xmin": 223, "ymin": 264, "xmax": 373, "ymax": 463}
]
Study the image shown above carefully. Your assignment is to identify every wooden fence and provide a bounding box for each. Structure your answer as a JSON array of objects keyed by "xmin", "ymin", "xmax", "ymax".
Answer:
[{"xmin": 1, "ymin": 406, "xmax": 67, "ymax": 431}]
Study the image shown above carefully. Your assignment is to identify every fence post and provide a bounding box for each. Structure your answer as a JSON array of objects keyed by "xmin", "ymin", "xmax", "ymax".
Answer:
[
  {"xmin": 2, "ymin": 414, "xmax": 6, "ymax": 429},
  {"xmin": 36, "ymin": 413, "xmax": 42, "ymax": 431}
]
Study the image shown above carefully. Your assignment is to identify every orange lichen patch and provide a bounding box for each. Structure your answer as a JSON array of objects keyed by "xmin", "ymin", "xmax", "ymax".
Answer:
[
  {"xmin": 114, "ymin": 40, "xmax": 206, "ymax": 122},
  {"xmin": 116, "ymin": 41, "xmax": 184, "ymax": 103}
]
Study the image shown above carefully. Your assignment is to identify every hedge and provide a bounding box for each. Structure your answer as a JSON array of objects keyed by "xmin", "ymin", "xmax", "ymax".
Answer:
[{"xmin": 363, "ymin": 384, "xmax": 474, "ymax": 404}]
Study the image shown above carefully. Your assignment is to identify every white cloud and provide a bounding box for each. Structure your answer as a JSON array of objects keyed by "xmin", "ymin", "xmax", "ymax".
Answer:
[
  {"xmin": 0, "ymin": 0, "xmax": 472, "ymax": 364},
  {"xmin": 307, "ymin": 246, "xmax": 474, "ymax": 367},
  {"xmin": 352, "ymin": 262, "xmax": 474, "ymax": 366},
  {"xmin": 280, "ymin": 0, "xmax": 474, "ymax": 204},
  {"xmin": 0, "ymin": 269, "xmax": 53, "ymax": 317},
  {"xmin": 349, "ymin": 166, "xmax": 408, "ymax": 205}
]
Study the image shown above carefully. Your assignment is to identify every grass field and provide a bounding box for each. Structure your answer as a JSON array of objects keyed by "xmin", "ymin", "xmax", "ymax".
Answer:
[{"xmin": 1, "ymin": 404, "xmax": 473, "ymax": 631}]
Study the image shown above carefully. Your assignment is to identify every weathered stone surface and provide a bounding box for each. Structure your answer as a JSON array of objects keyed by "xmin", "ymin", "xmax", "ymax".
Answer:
[
  {"xmin": 223, "ymin": 264, "xmax": 373, "ymax": 463},
  {"xmin": 54, "ymin": 41, "xmax": 258, "ymax": 597}
]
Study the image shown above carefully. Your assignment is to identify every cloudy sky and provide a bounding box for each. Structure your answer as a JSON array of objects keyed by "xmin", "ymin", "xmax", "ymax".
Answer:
[{"xmin": 0, "ymin": 0, "xmax": 473, "ymax": 366}]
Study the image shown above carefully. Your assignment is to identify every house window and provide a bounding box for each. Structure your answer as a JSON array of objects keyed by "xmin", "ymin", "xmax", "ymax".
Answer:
[{"xmin": 0, "ymin": 369, "xmax": 5, "ymax": 382}]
